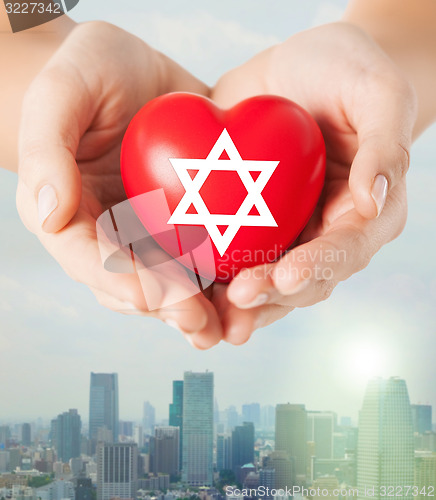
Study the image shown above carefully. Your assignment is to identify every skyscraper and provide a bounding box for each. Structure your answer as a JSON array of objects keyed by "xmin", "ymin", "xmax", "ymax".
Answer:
[
  {"xmin": 242, "ymin": 404, "xmax": 261, "ymax": 428},
  {"xmin": 182, "ymin": 371, "xmax": 213, "ymax": 486},
  {"xmin": 226, "ymin": 406, "xmax": 239, "ymax": 432},
  {"xmin": 119, "ymin": 421, "xmax": 133, "ymax": 437},
  {"xmin": 21, "ymin": 423, "xmax": 31, "ymax": 447},
  {"xmin": 357, "ymin": 377, "xmax": 414, "ymax": 500},
  {"xmin": 51, "ymin": 409, "xmax": 82, "ymax": 463},
  {"xmin": 265, "ymin": 451, "xmax": 294, "ymax": 490},
  {"xmin": 89, "ymin": 373, "xmax": 119, "ymax": 450},
  {"xmin": 0, "ymin": 425, "xmax": 11, "ymax": 447},
  {"xmin": 275, "ymin": 404, "xmax": 307, "ymax": 484},
  {"xmin": 217, "ymin": 434, "xmax": 232, "ymax": 472},
  {"xmin": 150, "ymin": 426, "xmax": 180, "ymax": 477},
  {"xmin": 307, "ymin": 411, "xmax": 336, "ymax": 459},
  {"xmin": 414, "ymin": 452, "xmax": 436, "ymax": 498},
  {"xmin": 96, "ymin": 443, "xmax": 138, "ymax": 500},
  {"xmin": 231, "ymin": 422, "xmax": 255, "ymax": 479},
  {"xmin": 169, "ymin": 380, "xmax": 183, "ymax": 466},
  {"xmin": 412, "ymin": 405, "xmax": 433, "ymax": 434},
  {"xmin": 261, "ymin": 405, "xmax": 275, "ymax": 431},
  {"xmin": 143, "ymin": 401, "xmax": 156, "ymax": 435},
  {"xmin": 259, "ymin": 468, "xmax": 275, "ymax": 499}
]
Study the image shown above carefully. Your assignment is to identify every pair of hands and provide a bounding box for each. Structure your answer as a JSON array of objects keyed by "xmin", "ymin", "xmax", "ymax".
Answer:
[{"xmin": 16, "ymin": 21, "xmax": 416, "ymax": 349}]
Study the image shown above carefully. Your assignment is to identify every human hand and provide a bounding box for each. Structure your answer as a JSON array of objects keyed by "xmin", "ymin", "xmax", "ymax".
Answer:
[
  {"xmin": 16, "ymin": 21, "xmax": 224, "ymax": 349},
  {"xmin": 211, "ymin": 22, "xmax": 417, "ymax": 344}
]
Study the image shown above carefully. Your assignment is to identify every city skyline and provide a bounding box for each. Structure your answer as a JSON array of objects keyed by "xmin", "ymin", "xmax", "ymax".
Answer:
[
  {"xmin": 0, "ymin": 373, "xmax": 434, "ymax": 431},
  {"xmin": 1, "ymin": 0, "xmax": 435, "ymax": 424},
  {"xmin": 1, "ymin": 375, "xmax": 435, "ymax": 493}
]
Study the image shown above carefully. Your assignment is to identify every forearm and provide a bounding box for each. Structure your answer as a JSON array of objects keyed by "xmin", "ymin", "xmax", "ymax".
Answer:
[
  {"xmin": 0, "ymin": 7, "xmax": 75, "ymax": 171},
  {"xmin": 344, "ymin": 0, "xmax": 436, "ymax": 138}
]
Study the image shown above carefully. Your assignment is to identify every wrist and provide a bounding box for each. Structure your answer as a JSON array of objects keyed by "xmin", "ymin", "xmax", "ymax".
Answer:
[{"xmin": 343, "ymin": 4, "xmax": 436, "ymax": 138}]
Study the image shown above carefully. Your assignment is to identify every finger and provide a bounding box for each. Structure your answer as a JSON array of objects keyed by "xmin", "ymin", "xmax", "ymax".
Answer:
[
  {"xmin": 229, "ymin": 182, "xmax": 406, "ymax": 309},
  {"xmin": 212, "ymin": 284, "xmax": 255, "ymax": 345},
  {"xmin": 18, "ymin": 57, "xmax": 97, "ymax": 233},
  {"xmin": 347, "ymin": 67, "xmax": 417, "ymax": 219},
  {"xmin": 271, "ymin": 183, "xmax": 407, "ymax": 307},
  {"xmin": 213, "ymin": 284, "xmax": 292, "ymax": 345},
  {"xmin": 88, "ymin": 286, "xmax": 147, "ymax": 315},
  {"xmin": 18, "ymin": 170, "xmax": 216, "ymax": 337},
  {"xmin": 91, "ymin": 284, "xmax": 223, "ymax": 349},
  {"xmin": 44, "ymin": 207, "xmax": 219, "ymax": 336},
  {"xmin": 180, "ymin": 296, "xmax": 224, "ymax": 350},
  {"xmin": 226, "ymin": 264, "xmax": 274, "ymax": 310},
  {"xmin": 227, "ymin": 264, "xmax": 302, "ymax": 309},
  {"xmin": 214, "ymin": 284, "xmax": 293, "ymax": 344}
]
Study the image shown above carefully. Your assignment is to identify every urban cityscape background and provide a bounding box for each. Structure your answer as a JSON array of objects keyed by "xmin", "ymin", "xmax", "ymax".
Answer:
[
  {"xmin": 1, "ymin": 2, "xmax": 435, "ymax": 500},
  {"xmin": 0, "ymin": 372, "xmax": 435, "ymax": 500}
]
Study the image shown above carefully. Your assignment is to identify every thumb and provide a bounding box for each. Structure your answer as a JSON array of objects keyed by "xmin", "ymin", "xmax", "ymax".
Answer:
[
  {"xmin": 17, "ymin": 65, "xmax": 92, "ymax": 233},
  {"xmin": 348, "ymin": 74, "xmax": 417, "ymax": 219}
]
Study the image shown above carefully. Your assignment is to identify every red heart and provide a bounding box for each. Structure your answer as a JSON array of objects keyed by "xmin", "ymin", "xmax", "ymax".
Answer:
[{"xmin": 121, "ymin": 93, "xmax": 325, "ymax": 283}]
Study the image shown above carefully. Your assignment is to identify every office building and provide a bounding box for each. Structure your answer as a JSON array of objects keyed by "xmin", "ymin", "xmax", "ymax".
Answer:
[
  {"xmin": 307, "ymin": 412, "xmax": 335, "ymax": 460},
  {"xmin": 412, "ymin": 405, "xmax": 433, "ymax": 435},
  {"xmin": 226, "ymin": 406, "xmax": 239, "ymax": 432},
  {"xmin": 51, "ymin": 409, "xmax": 82, "ymax": 463},
  {"xmin": 21, "ymin": 424, "xmax": 31, "ymax": 447},
  {"xmin": 261, "ymin": 406, "xmax": 275, "ymax": 431},
  {"xmin": 143, "ymin": 402, "xmax": 155, "ymax": 436},
  {"xmin": 169, "ymin": 380, "xmax": 183, "ymax": 466},
  {"xmin": 217, "ymin": 434, "xmax": 232, "ymax": 472},
  {"xmin": 182, "ymin": 371, "xmax": 213, "ymax": 486},
  {"xmin": 150, "ymin": 426, "xmax": 179, "ymax": 477},
  {"xmin": 259, "ymin": 468, "xmax": 275, "ymax": 499},
  {"xmin": 89, "ymin": 373, "xmax": 119, "ymax": 449},
  {"xmin": 414, "ymin": 452, "xmax": 436, "ymax": 498},
  {"xmin": 74, "ymin": 477, "xmax": 93, "ymax": 500},
  {"xmin": 357, "ymin": 377, "xmax": 414, "ymax": 500},
  {"xmin": 265, "ymin": 451, "xmax": 294, "ymax": 490},
  {"xmin": 275, "ymin": 404, "xmax": 307, "ymax": 483},
  {"xmin": 231, "ymin": 422, "xmax": 254, "ymax": 479},
  {"xmin": 119, "ymin": 421, "xmax": 133, "ymax": 437},
  {"xmin": 242, "ymin": 404, "xmax": 261, "ymax": 428},
  {"xmin": 0, "ymin": 426, "xmax": 11, "ymax": 447},
  {"xmin": 96, "ymin": 443, "xmax": 138, "ymax": 500}
]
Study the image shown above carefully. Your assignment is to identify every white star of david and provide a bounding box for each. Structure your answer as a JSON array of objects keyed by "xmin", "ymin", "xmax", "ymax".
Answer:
[{"xmin": 167, "ymin": 128, "xmax": 279, "ymax": 256}]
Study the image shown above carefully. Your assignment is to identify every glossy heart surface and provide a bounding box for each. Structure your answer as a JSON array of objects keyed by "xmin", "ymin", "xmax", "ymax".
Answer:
[{"xmin": 121, "ymin": 93, "xmax": 325, "ymax": 283}]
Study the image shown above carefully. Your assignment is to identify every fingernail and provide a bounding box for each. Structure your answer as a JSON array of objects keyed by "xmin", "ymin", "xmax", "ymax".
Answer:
[
  {"xmin": 38, "ymin": 184, "xmax": 58, "ymax": 227},
  {"xmin": 236, "ymin": 292, "xmax": 269, "ymax": 310},
  {"xmin": 371, "ymin": 174, "xmax": 388, "ymax": 217}
]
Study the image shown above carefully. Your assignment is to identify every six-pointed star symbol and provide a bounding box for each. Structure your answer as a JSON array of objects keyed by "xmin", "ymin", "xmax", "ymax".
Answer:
[{"xmin": 167, "ymin": 128, "xmax": 279, "ymax": 256}]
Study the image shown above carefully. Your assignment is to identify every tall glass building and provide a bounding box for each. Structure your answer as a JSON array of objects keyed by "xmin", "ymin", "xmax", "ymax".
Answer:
[
  {"xmin": 357, "ymin": 377, "xmax": 414, "ymax": 500},
  {"xmin": 182, "ymin": 371, "xmax": 213, "ymax": 486},
  {"xmin": 89, "ymin": 373, "xmax": 119, "ymax": 449},
  {"xmin": 275, "ymin": 403, "xmax": 307, "ymax": 484},
  {"xmin": 50, "ymin": 409, "xmax": 81, "ymax": 463},
  {"xmin": 21, "ymin": 423, "xmax": 31, "ymax": 447},
  {"xmin": 306, "ymin": 411, "xmax": 336, "ymax": 460},
  {"xmin": 169, "ymin": 380, "xmax": 183, "ymax": 466},
  {"xmin": 231, "ymin": 422, "xmax": 255, "ymax": 477},
  {"xmin": 411, "ymin": 404, "xmax": 433, "ymax": 434}
]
